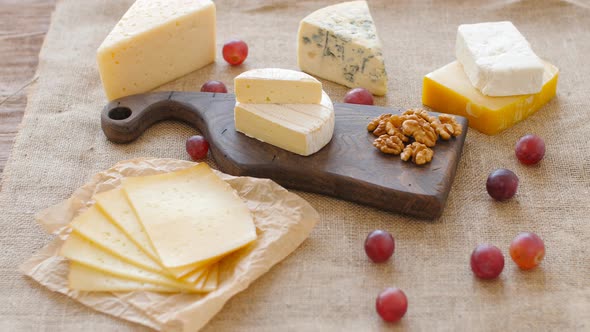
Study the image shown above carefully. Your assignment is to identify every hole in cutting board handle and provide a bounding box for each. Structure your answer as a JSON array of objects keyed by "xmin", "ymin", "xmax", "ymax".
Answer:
[{"xmin": 108, "ymin": 107, "xmax": 132, "ymax": 120}]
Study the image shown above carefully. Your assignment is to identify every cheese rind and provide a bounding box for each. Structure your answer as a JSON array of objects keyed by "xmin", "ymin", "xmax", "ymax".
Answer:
[
  {"xmin": 123, "ymin": 164, "xmax": 257, "ymax": 269},
  {"xmin": 297, "ymin": 1, "xmax": 387, "ymax": 96},
  {"xmin": 234, "ymin": 91, "xmax": 335, "ymax": 156},
  {"xmin": 235, "ymin": 68, "xmax": 322, "ymax": 104},
  {"xmin": 68, "ymin": 262, "xmax": 179, "ymax": 292},
  {"xmin": 455, "ymin": 21, "xmax": 544, "ymax": 96},
  {"xmin": 422, "ymin": 61, "xmax": 558, "ymax": 135},
  {"xmin": 97, "ymin": 0, "xmax": 216, "ymax": 100}
]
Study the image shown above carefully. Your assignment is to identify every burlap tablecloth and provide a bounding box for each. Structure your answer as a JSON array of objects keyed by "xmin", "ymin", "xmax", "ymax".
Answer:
[{"xmin": 1, "ymin": 0, "xmax": 588, "ymax": 330}]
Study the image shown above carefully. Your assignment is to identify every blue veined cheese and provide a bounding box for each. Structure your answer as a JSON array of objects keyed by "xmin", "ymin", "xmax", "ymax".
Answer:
[
  {"xmin": 456, "ymin": 21, "xmax": 545, "ymax": 96},
  {"xmin": 297, "ymin": 1, "xmax": 387, "ymax": 96}
]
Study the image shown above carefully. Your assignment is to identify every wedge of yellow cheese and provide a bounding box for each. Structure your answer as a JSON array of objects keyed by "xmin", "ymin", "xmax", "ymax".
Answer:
[
  {"xmin": 422, "ymin": 61, "xmax": 559, "ymax": 135},
  {"xmin": 123, "ymin": 164, "xmax": 257, "ymax": 269},
  {"xmin": 97, "ymin": 0, "xmax": 216, "ymax": 100}
]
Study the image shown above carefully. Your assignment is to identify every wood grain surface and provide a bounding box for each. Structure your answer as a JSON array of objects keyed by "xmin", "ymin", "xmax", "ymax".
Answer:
[
  {"xmin": 102, "ymin": 92, "xmax": 468, "ymax": 218},
  {"xmin": 0, "ymin": 0, "xmax": 55, "ymax": 180}
]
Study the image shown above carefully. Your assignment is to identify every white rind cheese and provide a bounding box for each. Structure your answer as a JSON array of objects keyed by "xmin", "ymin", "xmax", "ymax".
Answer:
[
  {"xmin": 235, "ymin": 68, "xmax": 322, "ymax": 104},
  {"xmin": 455, "ymin": 21, "xmax": 544, "ymax": 96},
  {"xmin": 97, "ymin": 0, "xmax": 216, "ymax": 100},
  {"xmin": 234, "ymin": 91, "xmax": 335, "ymax": 156},
  {"xmin": 297, "ymin": 1, "xmax": 387, "ymax": 96}
]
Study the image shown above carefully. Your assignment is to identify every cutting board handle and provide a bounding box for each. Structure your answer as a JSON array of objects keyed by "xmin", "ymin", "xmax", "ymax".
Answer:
[{"xmin": 101, "ymin": 91, "xmax": 235, "ymax": 144}]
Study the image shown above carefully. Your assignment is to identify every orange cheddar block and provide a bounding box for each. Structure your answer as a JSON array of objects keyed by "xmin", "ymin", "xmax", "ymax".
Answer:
[{"xmin": 422, "ymin": 61, "xmax": 559, "ymax": 135}]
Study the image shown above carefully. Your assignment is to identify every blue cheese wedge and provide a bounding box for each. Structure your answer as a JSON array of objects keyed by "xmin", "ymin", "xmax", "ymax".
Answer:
[
  {"xmin": 456, "ymin": 21, "xmax": 545, "ymax": 96},
  {"xmin": 297, "ymin": 1, "xmax": 387, "ymax": 96},
  {"xmin": 234, "ymin": 91, "xmax": 335, "ymax": 156}
]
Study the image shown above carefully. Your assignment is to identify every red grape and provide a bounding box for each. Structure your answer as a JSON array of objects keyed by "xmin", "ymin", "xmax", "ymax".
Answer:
[
  {"xmin": 200, "ymin": 80, "xmax": 227, "ymax": 93},
  {"xmin": 222, "ymin": 40, "xmax": 248, "ymax": 66},
  {"xmin": 470, "ymin": 244, "xmax": 504, "ymax": 279},
  {"xmin": 186, "ymin": 135, "xmax": 209, "ymax": 160},
  {"xmin": 486, "ymin": 168, "xmax": 518, "ymax": 201},
  {"xmin": 515, "ymin": 134, "xmax": 545, "ymax": 165},
  {"xmin": 364, "ymin": 230, "xmax": 395, "ymax": 263},
  {"xmin": 510, "ymin": 232, "xmax": 545, "ymax": 270},
  {"xmin": 376, "ymin": 288, "xmax": 408, "ymax": 322},
  {"xmin": 343, "ymin": 88, "xmax": 374, "ymax": 105}
]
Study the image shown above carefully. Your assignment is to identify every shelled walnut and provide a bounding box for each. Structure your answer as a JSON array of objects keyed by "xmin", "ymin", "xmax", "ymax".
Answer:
[
  {"xmin": 367, "ymin": 108, "xmax": 461, "ymax": 165},
  {"xmin": 401, "ymin": 142, "xmax": 434, "ymax": 165},
  {"xmin": 367, "ymin": 113, "xmax": 392, "ymax": 136},
  {"xmin": 373, "ymin": 134, "xmax": 404, "ymax": 155},
  {"xmin": 436, "ymin": 114, "xmax": 462, "ymax": 140}
]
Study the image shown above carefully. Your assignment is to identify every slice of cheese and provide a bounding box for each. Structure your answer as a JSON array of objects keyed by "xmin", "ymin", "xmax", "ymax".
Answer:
[
  {"xmin": 234, "ymin": 91, "xmax": 335, "ymax": 156},
  {"xmin": 94, "ymin": 188, "xmax": 213, "ymax": 279},
  {"xmin": 183, "ymin": 264, "xmax": 211, "ymax": 284},
  {"xmin": 97, "ymin": 0, "xmax": 216, "ymax": 100},
  {"xmin": 234, "ymin": 68, "xmax": 322, "ymax": 104},
  {"xmin": 68, "ymin": 262, "xmax": 179, "ymax": 292},
  {"xmin": 123, "ymin": 164, "xmax": 257, "ymax": 269},
  {"xmin": 456, "ymin": 21, "xmax": 544, "ymax": 96},
  {"xmin": 70, "ymin": 206, "xmax": 161, "ymax": 273},
  {"xmin": 297, "ymin": 1, "xmax": 387, "ymax": 96},
  {"xmin": 94, "ymin": 189, "xmax": 159, "ymax": 261},
  {"xmin": 422, "ymin": 61, "xmax": 558, "ymax": 135},
  {"xmin": 199, "ymin": 263, "xmax": 219, "ymax": 292},
  {"xmin": 60, "ymin": 234, "xmax": 207, "ymax": 291}
]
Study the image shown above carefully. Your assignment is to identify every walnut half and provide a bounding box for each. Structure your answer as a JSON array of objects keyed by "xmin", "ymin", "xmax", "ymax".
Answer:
[
  {"xmin": 401, "ymin": 142, "xmax": 434, "ymax": 165},
  {"xmin": 367, "ymin": 114, "xmax": 392, "ymax": 136},
  {"xmin": 436, "ymin": 114, "xmax": 462, "ymax": 140},
  {"xmin": 373, "ymin": 134, "xmax": 405, "ymax": 155},
  {"xmin": 401, "ymin": 119, "xmax": 437, "ymax": 147}
]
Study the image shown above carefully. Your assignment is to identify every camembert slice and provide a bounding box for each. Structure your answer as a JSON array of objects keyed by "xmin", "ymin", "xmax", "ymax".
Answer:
[
  {"xmin": 234, "ymin": 91, "xmax": 335, "ymax": 156},
  {"xmin": 297, "ymin": 1, "xmax": 387, "ymax": 95},
  {"xmin": 97, "ymin": 0, "xmax": 216, "ymax": 100},
  {"xmin": 123, "ymin": 164, "xmax": 257, "ymax": 269},
  {"xmin": 235, "ymin": 68, "xmax": 322, "ymax": 104}
]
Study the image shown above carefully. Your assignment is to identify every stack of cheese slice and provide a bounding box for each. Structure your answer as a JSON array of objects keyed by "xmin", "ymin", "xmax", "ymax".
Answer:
[
  {"xmin": 60, "ymin": 163, "xmax": 257, "ymax": 292},
  {"xmin": 422, "ymin": 21, "xmax": 559, "ymax": 135},
  {"xmin": 233, "ymin": 68, "xmax": 335, "ymax": 156},
  {"xmin": 297, "ymin": 1, "xmax": 388, "ymax": 96}
]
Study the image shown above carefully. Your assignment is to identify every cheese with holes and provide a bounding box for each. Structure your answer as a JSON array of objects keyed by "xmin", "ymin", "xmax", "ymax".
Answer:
[
  {"xmin": 234, "ymin": 91, "xmax": 335, "ymax": 156},
  {"xmin": 235, "ymin": 68, "xmax": 322, "ymax": 104},
  {"xmin": 456, "ymin": 21, "xmax": 544, "ymax": 96},
  {"xmin": 94, "ymin": 189, "xmax": 201, "ymax": 278},
  {"xmin": 68, "ymin": 262, "xmax": 179, "ymax": 292},
  {"xmin": 123, "ymin": 164, "xmax": 257, "ymax": 269},
  {"xmin": 70, "ymin": 205, "xmax": 161, "ymax": 272},
  {"xmin": 60, "ymin": 234, "xmax": 205, "ymax": 291},
  {"xmin": 97, "ymin": 0, "xmax": 216, "ymax": 100},
  {"xmin": 422, "ymin": 61, "xmax": 558, "ymax": 135},
  {"xmin": 297, "ymin": 1, "xmax": 387, "ymax": 95}
]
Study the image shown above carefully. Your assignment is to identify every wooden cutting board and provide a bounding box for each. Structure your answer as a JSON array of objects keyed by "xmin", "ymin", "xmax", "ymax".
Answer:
[{"xmin": 101, "ymin": 91, "xmax": 468, "ymax": 219}]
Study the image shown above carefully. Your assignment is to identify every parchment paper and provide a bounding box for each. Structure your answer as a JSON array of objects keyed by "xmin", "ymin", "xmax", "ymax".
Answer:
[{"xmin": 19, "ymin": 158, "xmax": 319, "ymax": 331}]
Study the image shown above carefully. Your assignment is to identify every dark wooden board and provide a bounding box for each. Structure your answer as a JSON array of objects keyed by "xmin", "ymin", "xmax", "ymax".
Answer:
[{"xmin": 101, "ymin": 92, "xmax": 468, "ymax": 219}]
